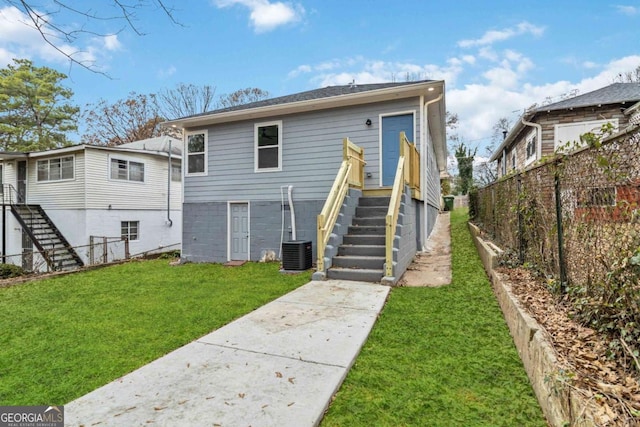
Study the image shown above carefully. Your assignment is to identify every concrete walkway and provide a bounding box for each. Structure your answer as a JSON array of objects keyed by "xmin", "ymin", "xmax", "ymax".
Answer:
[{"xmin": 65, "ymin": 280, "xmax": 390, "ymax": 427}]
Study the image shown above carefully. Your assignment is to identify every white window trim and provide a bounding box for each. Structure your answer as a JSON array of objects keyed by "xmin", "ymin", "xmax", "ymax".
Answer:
[
  {"xmin": 524, "ymin": 130, "xmax": 537, "ymax": 167},
  {"xmin": 254, "ymin": 120, "xmax": 283, "ymax": 173},
  {"xmin": 185, "ymin": 130, "xmax": 208, "ymax": 176},
  {"xmin": 36, "ymin": 155, "xmax": 75, "ymax": 183},
  {"xmin": 108, "ymin": 155, "xmax": 145, "ymax": 183},
  {"xmin": 121, "ymin": 220, "xmax": 140, "ymax": 242},
  {"xmin": 554, "ymin": 118, "xmax": 619, "ymax": 151}
]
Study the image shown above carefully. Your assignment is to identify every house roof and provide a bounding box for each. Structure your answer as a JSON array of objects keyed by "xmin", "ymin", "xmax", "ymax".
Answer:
[
  {"xmin": 534, "ymin": 83, "xmax": 640, "ymax": 112},
  {"xmin": 163, "ymin": 79, "xmax": 448, "ymax": 172},
  {"xmin": 0, "ymin": 136, "xmax": 183, "ymax": 161},
  {"xmin": 489, "ymin": 83, "xmax": 640, "ymax": 162},
  {"xmin": 163, "ymin": 80, "xmax": 445, "ymax": 128}
]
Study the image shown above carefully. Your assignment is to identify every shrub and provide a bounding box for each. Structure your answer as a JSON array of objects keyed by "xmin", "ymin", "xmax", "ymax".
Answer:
[{"xmin": 0, "ymin": 264, "xmax": 26, "ymax": 279}]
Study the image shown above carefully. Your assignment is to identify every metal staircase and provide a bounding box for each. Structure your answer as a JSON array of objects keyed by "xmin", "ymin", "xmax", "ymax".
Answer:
[
  {"xmin": 3, "ymin": 184, "xmax": 84, "ymax": 271},
  {"xmin": 326, "ymin": 194, "xmax": 390, "ymax": 282}
]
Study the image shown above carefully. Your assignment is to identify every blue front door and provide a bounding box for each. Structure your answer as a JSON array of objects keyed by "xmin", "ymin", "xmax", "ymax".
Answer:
[{"xmin": 381, "ymin": 114, "xmax": 414, "ymax": 186}]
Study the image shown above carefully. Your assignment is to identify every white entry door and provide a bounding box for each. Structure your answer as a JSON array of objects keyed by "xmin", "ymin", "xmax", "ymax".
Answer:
[{"xmin": 229, "ymin": 203, "xmax": 249, "ymax": 260}]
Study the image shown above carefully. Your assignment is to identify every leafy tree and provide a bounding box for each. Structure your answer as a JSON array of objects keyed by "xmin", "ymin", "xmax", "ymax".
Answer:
[
  {"xmin": 454, "ymin": 143, "xmax": 477, "ymax": 195},
  {"xmin": 157, "ymin": 83, "xmax": 217, "ymax": 119},
  {"xmin": 82, "ymin": 92, "xmax": 168, "ymax": 145},
  {"xmin": 0, "ymin": 58, "xmax": 79, "ymax": 151},
  {"xmin": 218, "ymin": 88, "xmax": 270, "ymax": 109}
]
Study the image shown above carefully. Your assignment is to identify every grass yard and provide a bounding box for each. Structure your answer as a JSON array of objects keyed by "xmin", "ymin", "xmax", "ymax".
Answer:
[
  {"xmin": 322, "ymin": 209, "xmax": 547, "ymax": 426},
  {"xmin": 0, "ymin": 260, "xmax": 310, "ymax": 405}
]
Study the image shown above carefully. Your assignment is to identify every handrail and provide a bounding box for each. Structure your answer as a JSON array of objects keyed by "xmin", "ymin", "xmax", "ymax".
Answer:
[
  {"xmin": 400, "ymin": 131, "xmax": 421, "ymax": 199},
  {"xmin": 317, "ymin": 138, "xmax": 365, "ymax": 272},
  {"xmin": 385, "ymin": 156, "xmax": 406, "ymax": 277}
]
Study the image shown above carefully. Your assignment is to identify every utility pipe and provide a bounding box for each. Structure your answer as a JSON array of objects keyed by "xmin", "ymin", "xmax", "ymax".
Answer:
[
  {"xmin": 166, "ymin": 139, "xmax": 173, "ymax": 227},
  {"xmin": 287, "ymin": 185, "xmax": 297, "ymax": 241},
  {"xmin": 521, "ymin": 116, "xmax": 543, "ymax": 160}
]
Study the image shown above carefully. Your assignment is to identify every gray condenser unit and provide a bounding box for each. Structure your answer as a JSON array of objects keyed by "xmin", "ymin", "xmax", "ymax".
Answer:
[{"xmin": 282, "ymin": 240, "xmax": 312, "ymax": 270}]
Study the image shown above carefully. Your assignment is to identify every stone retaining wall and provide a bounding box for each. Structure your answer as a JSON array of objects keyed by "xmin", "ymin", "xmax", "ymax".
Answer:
[{"xmin": 468, "ymin": 222, "xmax": 598, "ymax": 427}]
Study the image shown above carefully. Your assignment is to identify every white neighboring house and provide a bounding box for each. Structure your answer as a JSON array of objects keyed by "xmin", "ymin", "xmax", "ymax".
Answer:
[{"xmin": 0, "ymin": 136, "xmax": 182, "ymax": 271}]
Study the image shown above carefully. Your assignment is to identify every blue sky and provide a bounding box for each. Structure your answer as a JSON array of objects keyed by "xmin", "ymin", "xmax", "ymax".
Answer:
[{"xmin": 1, "ymin": 0, "xmax": 640, "ymax": 154}]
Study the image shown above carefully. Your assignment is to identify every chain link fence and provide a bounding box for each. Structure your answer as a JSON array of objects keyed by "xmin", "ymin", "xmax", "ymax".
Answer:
[{"xmin": 472, "ymin": 126, "xmax": 640, "ymax": 368}]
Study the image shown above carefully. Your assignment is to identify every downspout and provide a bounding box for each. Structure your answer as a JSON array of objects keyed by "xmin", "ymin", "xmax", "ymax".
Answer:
[
  {"xmin": 166, "ymin": 139, "xmax": 173, "ymax": 227},
  {"xmin": 422, "ymin": 92, "xmax": 443, "ymax": 248},
  {"xmin": 521, "ymin": 116, "xmax": 542, "ymax": 160}
]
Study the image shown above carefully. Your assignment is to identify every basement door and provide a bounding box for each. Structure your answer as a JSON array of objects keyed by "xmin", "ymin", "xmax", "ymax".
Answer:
[
  {"xmin": 381, "ymin": 114, "xmax": 414, "ymax": 186},
  {"xmin": 229, "ymin": 203, "xmax": 249, "ymax": 261}
]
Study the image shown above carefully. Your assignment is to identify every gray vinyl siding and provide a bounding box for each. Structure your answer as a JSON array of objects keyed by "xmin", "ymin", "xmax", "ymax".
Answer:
[
  {"xmin": 425, "ymin": 127, "xmax": 441, "ymax": 209},
  {"xmin": 26, "ymin": 151, "xmax": 85, "ymax": 208},
  {"xmin": 184, "ymin": 98, "xmax": 422, "ymax": 203}
]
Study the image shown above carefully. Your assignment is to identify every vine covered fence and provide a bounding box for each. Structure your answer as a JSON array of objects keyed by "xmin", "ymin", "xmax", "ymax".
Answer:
[{"xmin": 472, "ymin": 126, "xmax": 640, "ymax": 369}]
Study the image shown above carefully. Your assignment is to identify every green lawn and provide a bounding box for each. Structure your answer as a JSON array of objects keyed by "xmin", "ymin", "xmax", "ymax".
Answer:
[
  {"xmin": 0, "ymin": 260, "xmax": 310, "ymax": 405},
  {"xmin": 321, "ymin": 209, "xmax": 547, "ymax": 426}
]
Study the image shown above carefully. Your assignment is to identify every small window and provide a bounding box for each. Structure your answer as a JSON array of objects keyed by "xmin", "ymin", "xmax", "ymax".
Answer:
[
  {"xmin": 186, "ymin": 132, "xmax": 207, "ymax": 175},
  {"xmin": 121, "ymin": 221, "xmax": 139, "ymax": 241},
  {"xmin": 525, "ymin": 132, "xmax": 537, "ymax": 166},
  {"xmin": 171, "ymin": 163, "xmax": 182, "ymax": 181},
  {"xmin": 511, "ymin": 152, "xmax": 516, "ymax": 170},
  {"xmin": 111, "ymin": 158, "xmax": 144, "ymax": 182},
  {"xmin": 37, "ymin": 156, "xmax": 74, "ymax": 182},
  {"xmin": 255, "ymin": 121, "xmax": 282, "ymax": 171}
]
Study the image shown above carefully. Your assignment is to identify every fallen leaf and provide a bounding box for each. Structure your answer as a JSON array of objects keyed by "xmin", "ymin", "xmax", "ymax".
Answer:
[
  {"xmin": 239, "ymin": 393, "xmax": 245, "ymax": 398},
  {"xmin": 288, "ymin": 377, "xmax": 295, "ymax": 384},
  {"xmin": 275, "ymin": 372, "xmax": 283, "ymax": 378}
]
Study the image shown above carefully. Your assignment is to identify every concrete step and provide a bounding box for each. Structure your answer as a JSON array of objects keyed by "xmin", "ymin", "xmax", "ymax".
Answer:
[
  {"xmin": 347, "ymin": 225, "xmax": 385, "ymax": 235},
  {"xmin": 338, "ymin": 244, "xmax": 385, "ymax": 257},
  {"xmin": 355, "ymin": 206, "xmax": 387, "ymax": 218},
  {"xmin": 331, "ymin": 255, "xmax": 385, "ymax": 270},
  {"xmin": 326, "ymin": 267, "xmax": 384, "ymax": 282},
  {"xmin": 343, "ymin": 234, "xmax": 385, "ymax": 246},
  {"xmin": 358, "ymin": 196, "xmax": 390, "ymax": 207},
  {"xmin": 352, "ymin": 216, "xmax": 386, "ymax": 226}
]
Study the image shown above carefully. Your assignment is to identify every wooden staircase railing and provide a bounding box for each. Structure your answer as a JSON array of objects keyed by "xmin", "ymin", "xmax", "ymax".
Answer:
[
  {"xmin": 385, "ymin": 132, "xmax": 421, "ymax": 277},
  {"xmin": 317, "ymin": 138, "xmax": 365, "ymax": 272}
]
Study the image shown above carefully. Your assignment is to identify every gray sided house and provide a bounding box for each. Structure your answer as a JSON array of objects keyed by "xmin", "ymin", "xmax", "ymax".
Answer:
[
  {"xmin": 166, "ymin": 80, "xmax": 447, "ymax": 284},
  {"xmin": 491, "ymin": 82, "xmax": 640, "ymax": 177}
]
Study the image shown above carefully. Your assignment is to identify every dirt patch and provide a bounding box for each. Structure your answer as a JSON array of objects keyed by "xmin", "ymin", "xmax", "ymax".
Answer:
[
  {"xmin": 499, "ymin": 267, "xmax": 640, "ymax": 426},
  {"xmin": 398, "ymin": 212, "xmax": 452, "ymax": 287}
]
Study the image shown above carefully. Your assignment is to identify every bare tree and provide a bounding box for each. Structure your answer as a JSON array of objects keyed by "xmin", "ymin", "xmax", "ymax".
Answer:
[
  {"xmin": 157, "ymin": 83, "xmax": 217, "ymax": 119},
  {"xmin": 616, "ymin": 64, "xmax": 640, "ymax": 83},
  {"xmin": 218, "ymin": 88, "xmax": 270, "ymax": 109},
  {"xmin": 4, "ymin": 0, "xmax": 180, "ymax": 74},
  {"xmin": 82, "ymin": 92, "xmax": 169, "ymax": 145}
]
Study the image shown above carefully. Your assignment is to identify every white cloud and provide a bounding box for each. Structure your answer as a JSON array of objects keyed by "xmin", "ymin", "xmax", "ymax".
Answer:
[
  {"xmin": 103, "ymin": 34, "xmax": 122, "ymax": 51},
  {"xmin": 0, "ymin": 5, "xmax": 104, "ymax": 68},
  {"xmin": 614, "ymin": 5, "xmax": 638, "ymax": 15},
  {"xmin": 158, "ymin": 65, "xmax": 177, "ymax": 79},
  {"xmin": 215, "ymin": 0, "xmax": 305, "ymax": 33},
  {"xmin": 458, "ymin": 21, "xmax": 545, "ymax": 48}
]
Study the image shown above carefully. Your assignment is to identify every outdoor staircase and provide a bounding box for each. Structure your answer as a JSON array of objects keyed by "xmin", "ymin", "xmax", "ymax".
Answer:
[
  {"xmin": 326, "ymin": 194, "xmax": 390, "ymax": 282},
  {"xmin": 11, "ymin": 204, "xmax": 84, "ymax": 271}
]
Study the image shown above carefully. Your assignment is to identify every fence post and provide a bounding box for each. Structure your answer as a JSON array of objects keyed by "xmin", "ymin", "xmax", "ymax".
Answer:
[
  {"xmin": 102, "ymin": 236, "xmax": 108, "ymax": 264},
  {"xmin": 89, "ymin": 236, "xmax": 94, "ymax": 265},
  {"xmin": 554, "ymin": 168, "xmax": 568, "ymax": 292},
  {"xmin": 124, "ymin": 237, "xmax": 130, "ymax": 259},
  {"xmin": 517, "ymin": 175, "xmax": 524, "ymax": 264}
]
